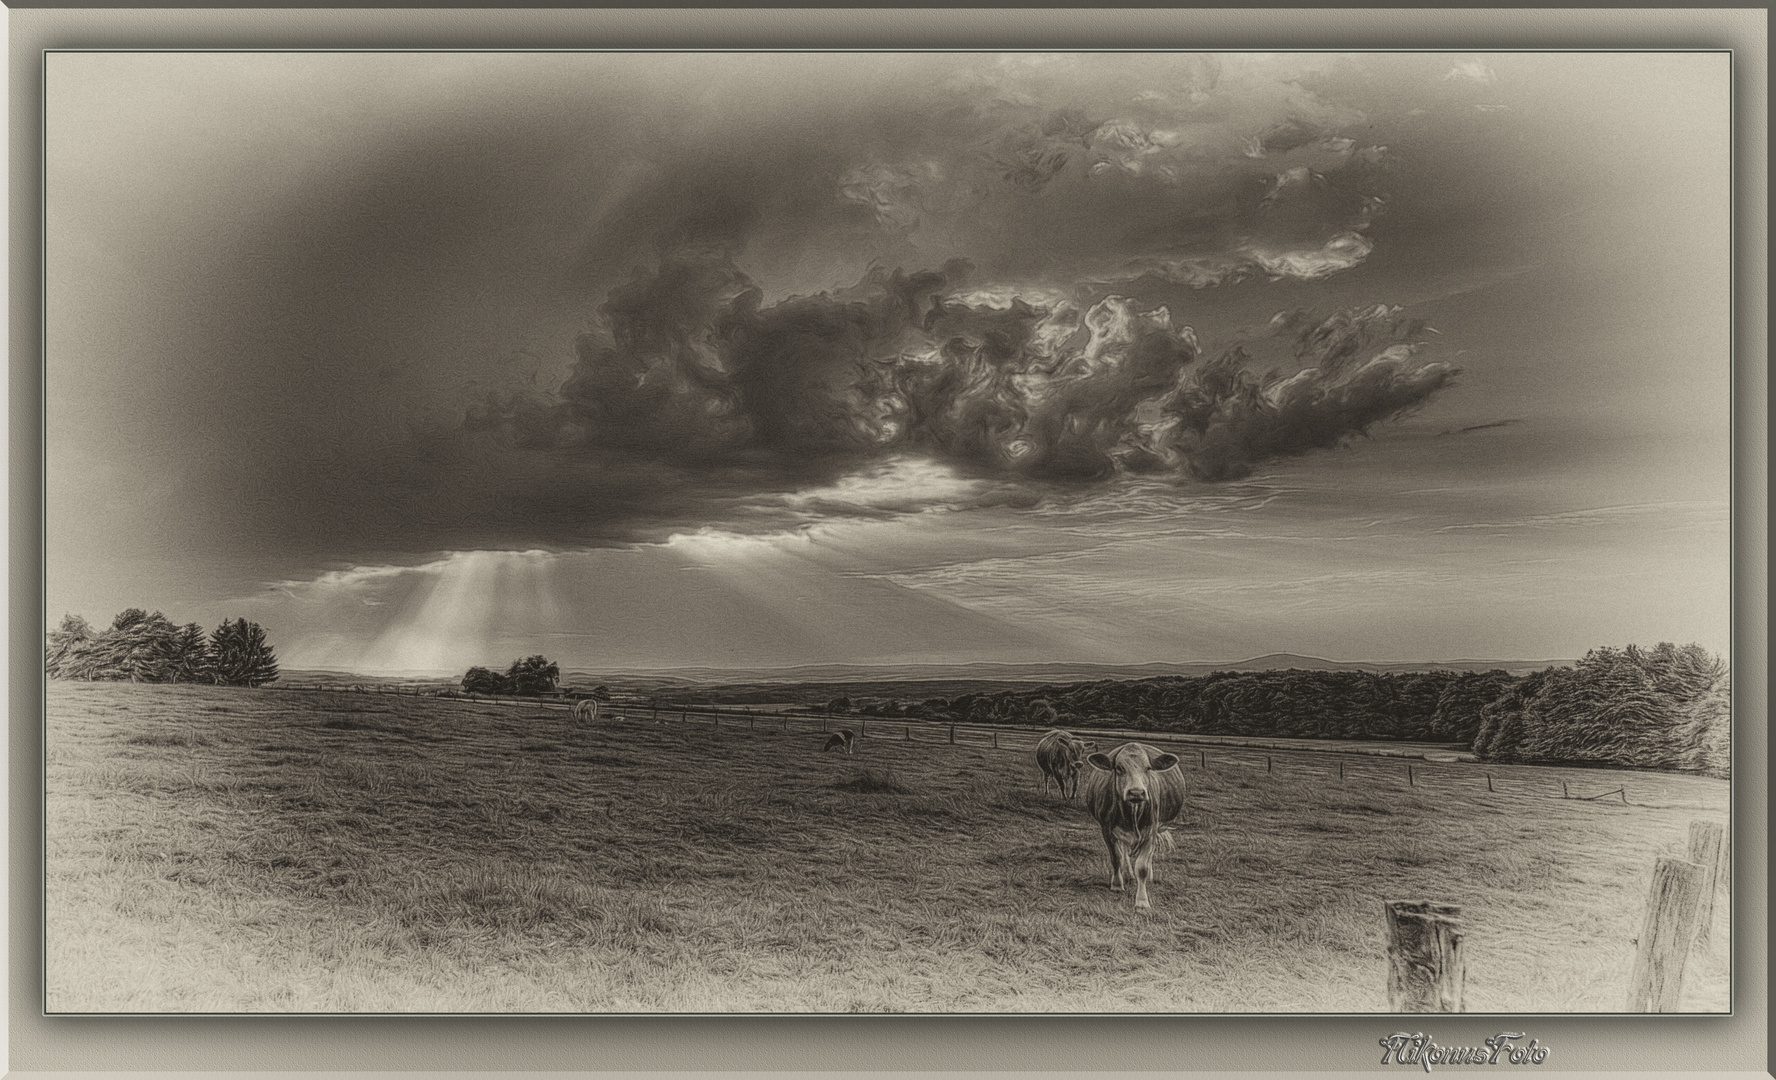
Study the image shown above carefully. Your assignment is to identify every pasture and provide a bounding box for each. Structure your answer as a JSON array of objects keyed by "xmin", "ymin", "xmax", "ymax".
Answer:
[{"xmin": 45, "ymin": 682, "xmax": 1730, "ymax": 1013}]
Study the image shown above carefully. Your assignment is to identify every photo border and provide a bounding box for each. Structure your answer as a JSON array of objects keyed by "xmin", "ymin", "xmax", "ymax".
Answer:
[{"xmin": 11, "ymin": 6, "xmax": 1767, "ymax": 1075}]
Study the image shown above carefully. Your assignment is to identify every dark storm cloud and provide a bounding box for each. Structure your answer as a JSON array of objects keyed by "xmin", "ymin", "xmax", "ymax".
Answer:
[{"xmin": 466, "ymin": 250, "xmax": 1456, "ymax": 514}]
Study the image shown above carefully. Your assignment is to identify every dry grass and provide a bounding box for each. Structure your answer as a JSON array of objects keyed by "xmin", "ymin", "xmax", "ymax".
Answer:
[{"xmin": 45, "ymin": 682, "xmax": 1731, "ymax": 1013}]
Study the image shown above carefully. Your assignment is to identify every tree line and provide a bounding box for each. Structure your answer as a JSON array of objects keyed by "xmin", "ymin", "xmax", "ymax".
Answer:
[
  {"xmin": 840, "ymin": 642, "xmax": 1727, "ymax": 776},
  {"xmin": 1473, "ymin": 643, "xmax": 1727, "ymax": 777},
  {"xmin": 45, "ymin": 609, "xmax": 279, "ymax": 687}
]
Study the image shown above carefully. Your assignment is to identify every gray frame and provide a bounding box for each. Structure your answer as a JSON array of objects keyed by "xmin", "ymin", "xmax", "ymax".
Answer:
[{"xmin": 14, "ymin": 7, "xmax": 1766, "ymax": 1075}]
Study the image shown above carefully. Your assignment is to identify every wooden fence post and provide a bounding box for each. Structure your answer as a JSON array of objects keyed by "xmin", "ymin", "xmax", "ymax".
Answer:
[
  {"xmin": 1384, "ymin": 901, "xmax": 1465, "ymax": 1012},
  {"xmin": 1407, "ymin": 764, "xmax": 1414, "ymax": 787},
  {"xmin": 904, "ymin": 726, "xmax": 910, "ymax": 741},
  {"xmin": 948, "ymin": 725, "xmax": 955, "ymax": 745},
  {"xmin": 1687, "ymin": 822, "xmax": 1726, "ymax": 950},
  {"xmin": 1266, "ymin": 755, "xmax": 1272, "ymax": 774},
  {"xmin": 1486, "ymin": 773, "xmax": 1494, "ymax": 792},
  {"xmin": 860, "ymin": 719, "xmax": 867, "ymax": 737},
  {"xmin": 1200, "ymin": 749, "xmax": 1205, "ymax": 769},
  {"xmin": 1339, "ymin": 759, "xmax": 1345, "ymax": 781},
  {"xmin": 993, "ymin": 731, "xmax": 999, "ymax": 749},
  {"xmin": 1625, "ymin": 857, "xmax": 1706, "ymax": 1011}
]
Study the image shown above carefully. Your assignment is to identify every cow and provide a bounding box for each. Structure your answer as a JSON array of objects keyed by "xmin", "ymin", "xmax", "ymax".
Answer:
[
  {"xmin": 571, "ymin": 698, "xmax": 602, "ymax": 723},
  {"xmin": 823, "ymin": 729, "xmax": 856, "ymax": 756},
  {"xmin": 1035, "ymin": 729, "xmax": 1097, "ymax": 799},
  {"xmin": 1081, "ymin": 742, "xmax": 1187, "ymax": 910}
]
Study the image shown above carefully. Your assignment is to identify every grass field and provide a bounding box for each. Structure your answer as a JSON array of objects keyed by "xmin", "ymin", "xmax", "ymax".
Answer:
[{"xmin": 45, "ymin": 682, "xmax": 1731, "ymax": 1013}]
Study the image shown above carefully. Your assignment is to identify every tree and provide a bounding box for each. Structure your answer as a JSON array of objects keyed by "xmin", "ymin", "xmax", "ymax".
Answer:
[
  {"xmin": 826, "ymin": 695, "xmax": 852, "ymax": 713},
  {"xmin": 591, "ymin": 685, "xmax": 612, "ymax": 702},
  {"xmin": 168, "ymin": 622, "xmax": 214, "ymax": 684},
  {"xmin": 44, "ymin": 614, "xmax": 95, "ymax": 679},
  {"xmin": 83, "ymin": 609, "xmax": 184, "ymax": 683},
  {"xmin": 209, "ymin": 617, "xmax": 280, "ymax": 687},
  {"xmin": 461, "ymin": 666, "xmax": 509, "ymax": 695},
  {"xmin": 505, "ymin": 655, "xmax": 560, "ymax": 696}
]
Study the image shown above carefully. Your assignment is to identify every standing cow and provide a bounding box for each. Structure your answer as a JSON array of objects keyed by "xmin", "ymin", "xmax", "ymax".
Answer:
[
  {"xmin": 1035, "ymin": 729, "xmax": 1096, "ymax": 800},
  {"xmin": 1081, "ymin": 742, "xmax": 1186, "ymax": 910}
]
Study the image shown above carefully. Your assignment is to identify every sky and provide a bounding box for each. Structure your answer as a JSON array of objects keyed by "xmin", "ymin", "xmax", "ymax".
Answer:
[{"xmin": 45, "ymin": 51, "xmax": 1734, "ymax": 674}]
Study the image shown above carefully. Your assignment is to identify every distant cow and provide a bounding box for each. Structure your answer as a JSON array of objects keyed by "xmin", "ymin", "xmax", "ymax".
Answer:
[
  {"xmin": 1081, "ymin": 742, "xmax": 1187, "ymax": 911},
  {"xmin": 824, "ymin": 729, "xmax": 856, "ymax": 756},
  {"xmin": 1035, "ymin": 729, "xmax": 1097, "ymax": 799},
  {"xmin": 571, "ymin": 698, "xmax": 601, "ymax": 722}
]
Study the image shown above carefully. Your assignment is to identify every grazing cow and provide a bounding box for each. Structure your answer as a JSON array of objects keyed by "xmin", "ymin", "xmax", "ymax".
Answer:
[
  {"xmin": 823, "ymin": 729, "xmax": 856, "ymax": 756},
  {"xmin": 1034, "ymin": 729, "xmax": 1097, "ymax": 799},
  {"xmin": 1081, "ymin": 742, "xmax": 1187, "ymax": 910},
  {"xmin": 571, "ymin": 698, "xmax": 601, "ymax": 722}
]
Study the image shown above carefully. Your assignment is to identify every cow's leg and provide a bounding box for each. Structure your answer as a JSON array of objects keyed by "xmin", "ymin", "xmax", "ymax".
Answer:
[
  {"xmin": 1132, "ymin": 841, "xmax": 1155, "ymax": 910},
  {"xmin": 1101, "ymin": 825, "xmax": 1124, "ymax": 892}
]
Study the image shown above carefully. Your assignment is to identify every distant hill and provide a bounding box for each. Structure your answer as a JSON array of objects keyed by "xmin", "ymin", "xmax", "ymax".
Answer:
[
  {"xmin": 563, "ymin": 654, "xmax": 1570, "ymax": 691},
  {"xmin": 282, "ymin": 655, "xmax": 1571, "ymax": 700}
]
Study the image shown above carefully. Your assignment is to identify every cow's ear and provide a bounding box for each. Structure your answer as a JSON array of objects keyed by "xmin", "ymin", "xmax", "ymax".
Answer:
[
  {"xmin": 1086, "ymin": 752, "xmax": 1114, "ymax": 772},
  {"xmin": 1150, "ymin": 753, "xmax": 1180, "ymax": 772}
]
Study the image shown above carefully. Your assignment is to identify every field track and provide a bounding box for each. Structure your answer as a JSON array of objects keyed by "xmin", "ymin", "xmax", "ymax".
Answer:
[{"xmin": 46, "ymin": 682, "xmax": 1730, "ymax": 1013}]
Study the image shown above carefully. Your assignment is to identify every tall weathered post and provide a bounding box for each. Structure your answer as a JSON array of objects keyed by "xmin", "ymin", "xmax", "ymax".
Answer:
[
  {"xmin": 1384, "ymin": 901, "xmax": 1465, "ymax": 1012},
  {"xmin": 1625, "ymin": 857, "xmax": 1706, "ymax": 1011},
  {"xmin": 1686, "ymin": 822, "xmax": 1726, "ymax": 950}
]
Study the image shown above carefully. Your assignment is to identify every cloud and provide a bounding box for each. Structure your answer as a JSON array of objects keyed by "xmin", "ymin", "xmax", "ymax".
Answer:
[
  {"xmin": 466, "ymin": 254, "xmax": 1458, "ymax": 524},
  {"xmin": 58, "ymin": 53, "xmax": 1478, "ymax": 581}
]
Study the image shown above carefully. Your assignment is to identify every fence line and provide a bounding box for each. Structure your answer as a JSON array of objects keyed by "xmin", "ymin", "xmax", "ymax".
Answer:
[{"xmin": 256, "ymin": 682, "xmax": 1698, "ymax": 805}]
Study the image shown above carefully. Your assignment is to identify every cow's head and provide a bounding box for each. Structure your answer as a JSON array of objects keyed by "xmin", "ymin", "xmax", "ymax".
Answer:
[{"xmin": 1086, "ymin": 745, "xmax": 1179, "ymax": 806}]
